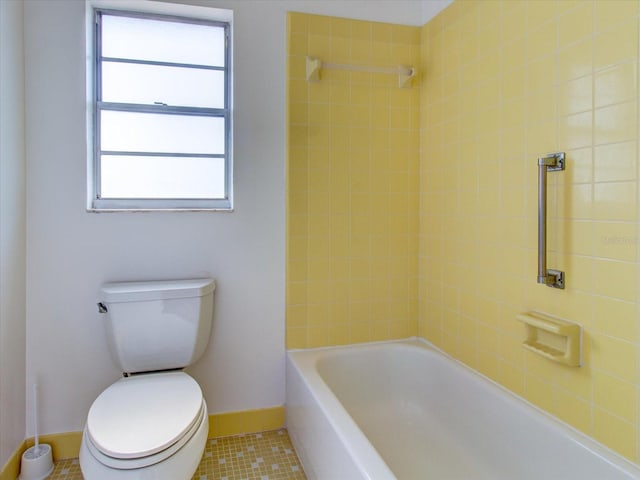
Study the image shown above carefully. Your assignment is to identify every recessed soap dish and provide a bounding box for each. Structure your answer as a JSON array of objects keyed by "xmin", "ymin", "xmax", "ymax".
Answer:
[{"xmin": 516, "ymin": 311, "xmax": 582, "ymax": 367}]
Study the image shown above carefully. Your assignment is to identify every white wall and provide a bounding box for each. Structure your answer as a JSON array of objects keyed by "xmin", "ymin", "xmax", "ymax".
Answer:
[
  {"xmin": 0, "ymin": 0, "xmax": 27, "ymax": 466},
  {"xmin": 422, "ymin": 0, "xmax": 453, "ymax": 24},
  {"xmin": 23, "ymin": 0, "xmax": 449, "ymax": 437}
]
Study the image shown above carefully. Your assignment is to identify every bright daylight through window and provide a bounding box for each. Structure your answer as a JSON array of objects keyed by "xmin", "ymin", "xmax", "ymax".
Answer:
[{"xmin": 92, "ymin": 9, "xmax": 231, "ymax": 210}]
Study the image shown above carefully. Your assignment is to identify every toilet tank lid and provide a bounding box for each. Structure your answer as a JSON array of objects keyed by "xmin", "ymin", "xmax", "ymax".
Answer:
[{"xmin": 101, "ymin": 278, "xmax": 215, "ymax": 303}]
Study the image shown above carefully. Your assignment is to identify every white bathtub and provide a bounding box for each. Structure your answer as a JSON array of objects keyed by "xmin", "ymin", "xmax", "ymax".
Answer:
[{"xmin": 286, "ymin": 339, "xmax": 640, "ymax": 480}]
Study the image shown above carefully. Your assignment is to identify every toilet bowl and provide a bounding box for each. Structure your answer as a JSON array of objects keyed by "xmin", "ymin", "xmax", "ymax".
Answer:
[
  {"xmin": 80, "ymin": 372, "xmax": 208, "ymax": 479},
  {"xmin": 80, "ymin": 279, "xmax": 215, "ymax": 480}
]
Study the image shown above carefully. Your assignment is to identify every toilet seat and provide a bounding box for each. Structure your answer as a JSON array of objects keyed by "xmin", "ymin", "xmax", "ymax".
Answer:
[
  {"xmin": 84, "ymin": 402, "xmax": 206, "ymax": 470},
  {"xmin": 86, "ymin": 371, "xmax": 204, "ymax": 469}
]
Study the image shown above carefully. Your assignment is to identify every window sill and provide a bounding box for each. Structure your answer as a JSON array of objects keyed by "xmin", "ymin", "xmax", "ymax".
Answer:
[{"xmin": 87, "ymin": 207, "xmax": 234, "ymax": 213}]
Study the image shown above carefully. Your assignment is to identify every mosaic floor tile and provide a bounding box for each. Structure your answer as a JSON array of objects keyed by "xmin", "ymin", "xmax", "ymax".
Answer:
[
  {"xmin": 47, "ymin": 458, "xmax": 83, "ymax": 479},
  {"xmin": 47, "ymin": 429, "xmax": 306, "ymax": 480}
]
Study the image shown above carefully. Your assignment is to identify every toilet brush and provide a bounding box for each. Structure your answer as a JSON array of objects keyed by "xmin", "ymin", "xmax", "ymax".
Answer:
[{"xmin": 19, "ymin": 382, "xmax": 54, "ymax": 480}]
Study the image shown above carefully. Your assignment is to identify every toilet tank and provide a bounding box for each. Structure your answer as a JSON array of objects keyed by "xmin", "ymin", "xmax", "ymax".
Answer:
[{"xmin": 100, "ymin": 278, "xmax": 215, "ymax": 374}]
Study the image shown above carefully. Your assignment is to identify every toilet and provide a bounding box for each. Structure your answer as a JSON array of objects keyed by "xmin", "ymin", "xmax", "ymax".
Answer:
[{"xmin": 79, "ymin": 278, "xmax": 215, "ymax": 480}]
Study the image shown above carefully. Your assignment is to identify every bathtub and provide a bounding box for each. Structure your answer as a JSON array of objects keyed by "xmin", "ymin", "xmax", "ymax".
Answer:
[{"xmin": 286, "ymin": 339, "xmax": 640, "ymax": 480}]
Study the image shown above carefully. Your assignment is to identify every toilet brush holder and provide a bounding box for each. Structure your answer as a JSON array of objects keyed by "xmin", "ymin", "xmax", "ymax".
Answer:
[{"xmin": 19, "ymin": 444, "xmax": 54, "ymax": 480}]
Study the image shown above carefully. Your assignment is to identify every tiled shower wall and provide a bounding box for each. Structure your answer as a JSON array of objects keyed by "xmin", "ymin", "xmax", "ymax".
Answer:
[
  {"xmin": 419, "ymin": 0, "xmax": 640, "ymax": 463},
  {"xmin": 287, "ymin": 0, "xmax": 640, "ymax": 465},
  {"xmin": 286, "ymin": 13, "xmax": 421, "ymax": 348}
]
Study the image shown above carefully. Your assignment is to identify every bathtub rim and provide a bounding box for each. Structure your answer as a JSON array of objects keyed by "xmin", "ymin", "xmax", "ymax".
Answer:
[
  {"xmin": 287, "ymin": 343, "xmax": 396, "ymax": 479},
  {"xmin": 286, "ymin": 337, "xmax": 640, "ymax": 479}
]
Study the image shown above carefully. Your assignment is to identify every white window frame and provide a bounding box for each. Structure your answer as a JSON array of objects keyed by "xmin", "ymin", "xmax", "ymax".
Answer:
[{"xmin": 86, "ymin": 1, "xmax": 233, "ymax": 212}]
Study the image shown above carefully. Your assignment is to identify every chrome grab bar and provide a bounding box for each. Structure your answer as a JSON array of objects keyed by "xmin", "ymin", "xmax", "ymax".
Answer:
[{"xmin": 537, "ymin": 152, "xmax": 565, "ymax": 289}]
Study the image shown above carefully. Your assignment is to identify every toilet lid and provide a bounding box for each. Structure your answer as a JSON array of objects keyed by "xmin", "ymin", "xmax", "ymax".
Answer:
[{"xmin": 87, "ymin": 371, "xmax": 203, "ymax": 459}]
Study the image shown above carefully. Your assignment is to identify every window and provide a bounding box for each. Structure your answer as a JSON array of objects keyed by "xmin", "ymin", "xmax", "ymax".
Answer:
[{"xmin": 91, "ymin": 9, "xmax": 231, "ymax": 210}]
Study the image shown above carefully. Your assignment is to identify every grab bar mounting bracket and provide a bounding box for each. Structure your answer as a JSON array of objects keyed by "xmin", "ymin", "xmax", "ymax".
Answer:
[
  {"xmin": 540, "ymin": 269, "xmax": 564, "ymax": 289},
  {"xmin": 538, "ymin": 152, "xmax": 564, "ymax": 171}
]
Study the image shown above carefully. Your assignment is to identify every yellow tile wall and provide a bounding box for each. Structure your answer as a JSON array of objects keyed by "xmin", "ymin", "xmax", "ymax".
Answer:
[
  {"xmin": 286, "ymin": 13, "xmax": 421, "ymax": 348},
  {"xmin": 419, "ymin": 0, "xmax": 640, "ymax": 464},
  {"xmin": 287, "ymin": 1, "xmax": 640, "ymax": 466}
]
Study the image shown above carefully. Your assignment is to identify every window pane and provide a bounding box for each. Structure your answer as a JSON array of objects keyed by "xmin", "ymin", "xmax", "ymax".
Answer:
[
  {"xmin": 100, "ymin": 155, "xmax": 225, "ymax": 199},
  {"xmin": 101, "ymin": 14, "xmax": 225, "ymax": 67},
  {"xmin": 102, "ymin": 62, "xmax": 225, "ymax": 108},
  {"xmin": 101, "ymin": 111, "xmax": 225, "ymax": 154}
]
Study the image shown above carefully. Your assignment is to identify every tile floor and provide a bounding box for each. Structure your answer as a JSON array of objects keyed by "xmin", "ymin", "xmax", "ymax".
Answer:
[{"xmin": 46, "ymin": 429, "xmax": 307, "ymax": 480}]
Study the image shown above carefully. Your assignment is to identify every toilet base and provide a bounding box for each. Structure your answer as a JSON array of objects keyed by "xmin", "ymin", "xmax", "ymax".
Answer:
[{"xmin": 79, "ymin": 401, "xmax": 208, "ymax": 480}]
